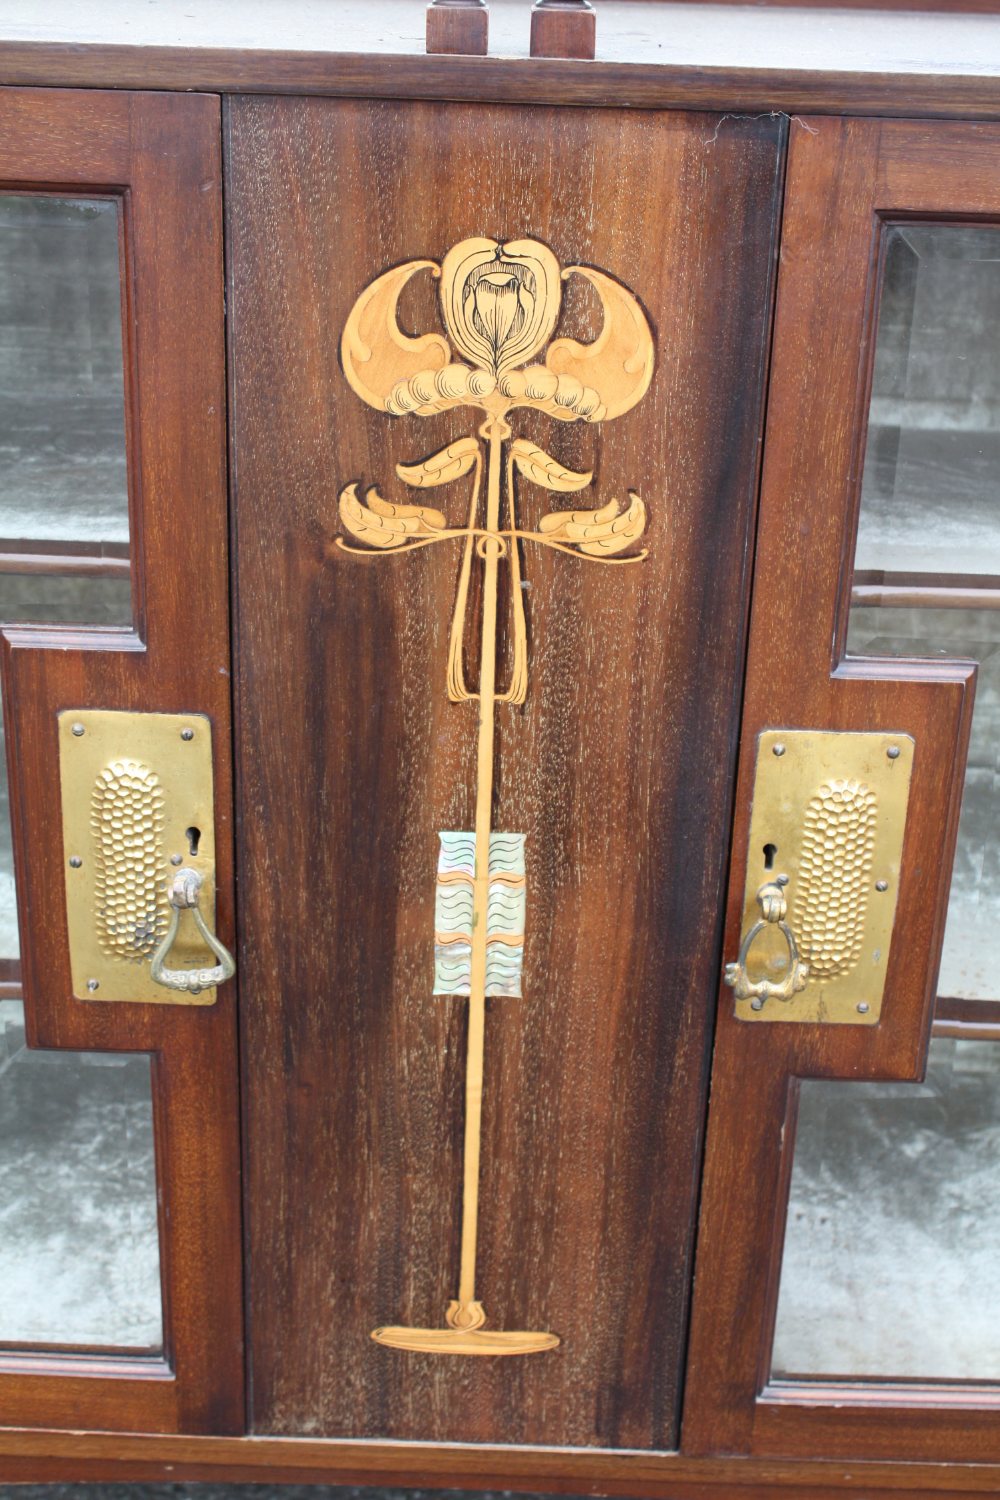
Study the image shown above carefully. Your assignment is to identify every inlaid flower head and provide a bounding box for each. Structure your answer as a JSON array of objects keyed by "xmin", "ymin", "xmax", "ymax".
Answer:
[
  {"xmin": 439, "ymin": 238, "xmax": 561, "ymax": 379},
  {"xmin": 341, "ymin": 235, "xmax": 653, "ymax": 425}
]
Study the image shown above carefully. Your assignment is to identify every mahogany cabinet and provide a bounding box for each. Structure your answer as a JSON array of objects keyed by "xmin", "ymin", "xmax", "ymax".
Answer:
[{"xmin": 0, "ymin": 6, "xmax": 999, "ymax": 1497}]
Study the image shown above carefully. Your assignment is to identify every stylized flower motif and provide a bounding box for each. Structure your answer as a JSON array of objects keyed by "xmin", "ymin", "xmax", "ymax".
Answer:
[
  {"xmin": 439, "ymin": 238, "xmax": 561, "ymax": 378},
  {"xmin": 341, "ymin": 235, "xmax": 653, "ymax": 424},
  {"xmin": 337, "ymin": 233, "xmax": 655, "ymax": 707},
  {"xmin": 337, "ymin": 236, "xmax": 656, "ymax": 1360}
]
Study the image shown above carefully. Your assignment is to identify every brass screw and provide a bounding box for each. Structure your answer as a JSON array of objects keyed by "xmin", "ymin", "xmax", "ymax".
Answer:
[{"xmin": 170, "ymin": 853, "xmax": 183, "ymax": 866}]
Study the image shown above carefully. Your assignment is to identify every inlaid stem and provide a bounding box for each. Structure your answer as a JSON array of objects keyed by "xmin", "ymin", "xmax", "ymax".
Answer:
[{"xmin": 454, "ymin": 416, "xmax": 506, "ymax": 1319}]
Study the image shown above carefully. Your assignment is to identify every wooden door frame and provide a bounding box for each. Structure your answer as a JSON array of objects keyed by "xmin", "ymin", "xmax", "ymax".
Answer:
[
  {"xmin": 0, "ymin": 86, "xmax": 243, "ymax": 1434},
  {"xmin": 683, "ymin": 116, "xmax": 1000, "ymax": 1464}
]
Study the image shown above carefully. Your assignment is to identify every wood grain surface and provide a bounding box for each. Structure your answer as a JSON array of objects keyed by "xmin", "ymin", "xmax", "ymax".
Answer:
[
  {"xmin": 227, "ymin": 95, "xmax": 783, "ymax": 1447},
  {"xmin": 683, "ymin": 117, "xmax": 1000, "ymax": 1465},
  {"xmin": 0, "ymin": 89, "xmax": 242, "ymax": 1433},
  {"xmin": 2, "ymin": 49, "xmax": 1000, "ymax": 124},
  {"xmin": 530, "ymin": 1, "xmax": 597, "ymax": 61},
  {"xmin": 8, "ymin": 1422, "xmax": 1000, "ymax": 1496}
]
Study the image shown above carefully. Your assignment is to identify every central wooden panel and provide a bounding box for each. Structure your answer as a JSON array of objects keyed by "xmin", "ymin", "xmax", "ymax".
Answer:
[{"xmin": 228, "ymin": 96, "xmax": 782, "ymax": 1447}]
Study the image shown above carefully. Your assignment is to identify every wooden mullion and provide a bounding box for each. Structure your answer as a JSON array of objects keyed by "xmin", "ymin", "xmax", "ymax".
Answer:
[
  {"xmin": 851, "ymin": 584, "xmax": 1000, "ymax": 611},
  {"xmin": 933, "ymin": 994, "xmax": 1000, "ymax": 1035},
  {"xmin": 0, "ymin": 553, "xmax": 131, "ymax": 579}
]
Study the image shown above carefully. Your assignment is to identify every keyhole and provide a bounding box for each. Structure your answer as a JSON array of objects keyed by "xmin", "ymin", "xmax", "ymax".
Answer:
[
  {"xmin": 763, "ymin": 842, "xmax": 777, "ymax": 871},
  {"xmin": 186, "ymin": 826, "xmax": 201, "ymax": 858}
]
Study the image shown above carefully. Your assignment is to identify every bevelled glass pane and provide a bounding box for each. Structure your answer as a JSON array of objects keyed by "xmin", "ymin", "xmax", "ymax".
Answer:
[
  {"xmin": 0, "ymin": 1000, "xmax": 161, "ymax": 1348},
  {"xmin": 772, "ymin": 1037, "xmax": 1000, "ymax": 1380},
  {"xmin": 0, "ymin": 195, "xmax": 130, "ymax": 548},
  {"xmin": 0, "ymin": 570, "xmax": 131, "ymax": 630},
  {"xmin": 849, "ymin": 225, "xmax": 1000, "ymax": 1004},
  {"xmin": 0, "ymin": 195, "xmax": 158, "ymax": 1350},
  {"xmin": 855, "ymin": 226, "xmax": 1000, "ymax": 579},
  {"xmin": 0, "ymin": 193, "xmax": 132, "ymax": 631},
  {"xmin": 783, "ymin": 224, "xmax": 1000, "ymax": 1388}
]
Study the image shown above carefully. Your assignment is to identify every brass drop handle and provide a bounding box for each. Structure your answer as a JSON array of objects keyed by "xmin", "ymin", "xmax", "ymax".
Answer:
[
  {"xmin": 150, "ymin": 867, "xmax": 236, "ymax": 996},
  {"xmin": 723, "ymin": 876, "xmax": 810, "ymax": 1011}
]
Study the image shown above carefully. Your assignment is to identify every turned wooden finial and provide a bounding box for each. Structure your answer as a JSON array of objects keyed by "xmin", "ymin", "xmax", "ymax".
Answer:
[
  {"xmin": 426, "ymin": 0, "xmax": 489, "ymax": 55},
  {"xmin": 529, "ymin": 0, "xmax": 595, "ymax": 60}
]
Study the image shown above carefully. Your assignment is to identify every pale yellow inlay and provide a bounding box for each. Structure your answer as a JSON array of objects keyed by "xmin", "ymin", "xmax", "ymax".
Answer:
[{"xmin": 338, "ymin": 236, "xmax": 655, "ymax": 1354}]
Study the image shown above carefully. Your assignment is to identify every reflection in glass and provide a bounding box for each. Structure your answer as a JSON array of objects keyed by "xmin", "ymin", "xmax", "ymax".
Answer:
[
  {"xmin": 0, "ymin": 1002, "xmax": 160, "ymax": 1347},
  {"xmin": 0, "ymin": 194, "xmax": 131, "ymax": 624},
  {"xmin": 856, "ymin": 226, "xmax": 1000, "ymax": 579},
  {"xmin": 0, "ymin": 572, "xmax": 131, "ymax": 632},
  {"xmin": 0, "ymin": 194, "xmax": 158, "ymax": 1349},
  {"xmin": 849, "ymin": 226, "xmax": 1000, "ymax": 1003},
  {"xmin": 772, "ymin": 1038, "xmax": 1000, "ymax": 1380}
]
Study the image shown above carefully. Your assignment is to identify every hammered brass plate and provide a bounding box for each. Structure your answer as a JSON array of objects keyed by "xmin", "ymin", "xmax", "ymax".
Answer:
[
  {"xmin": 732, "ymin": 729, "xmax": 914, "ymax": 1025},
  {"xmin": 59, "ymin": 709, "xmax": 218, "ymax": 1005}
]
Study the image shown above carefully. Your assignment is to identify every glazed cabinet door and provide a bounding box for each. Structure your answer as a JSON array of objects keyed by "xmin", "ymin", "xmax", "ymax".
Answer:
[
  {"xmin": 227, "ymin": 97, "xmax": 783, "ymax": 1449},
  {"xmin": 686, "ymin": 118, "xmax": 1000, "ymax": 1463},
  {"xmin": 0, "ymin": 89, "xmax": 242, "ymax": 1433}
]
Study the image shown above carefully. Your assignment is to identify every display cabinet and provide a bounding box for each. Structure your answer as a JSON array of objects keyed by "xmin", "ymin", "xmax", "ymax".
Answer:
[{"xmin": 0, "ymin": 5, "xmax": 998, "ymax": 1496}]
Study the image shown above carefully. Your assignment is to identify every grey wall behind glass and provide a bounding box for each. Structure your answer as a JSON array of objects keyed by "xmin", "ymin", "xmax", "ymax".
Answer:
[
  {"xmin": 0, "ymin": 194, "xmax": 131, "ymax": 626},
  {"xmin": 856, "ymin": 226, "xmax": 1000, "ymax": 579},
  {"xmin": 773, "ymin": 1036, "xmax": 1000, "ymax": 1381},
  {"xmin": 850, "ymin": 226, "xmax": 1000, "ymax": 1002},
  {"xmin": 0, "ymin": 198, "xmax": 159, "ymax": 1352}
]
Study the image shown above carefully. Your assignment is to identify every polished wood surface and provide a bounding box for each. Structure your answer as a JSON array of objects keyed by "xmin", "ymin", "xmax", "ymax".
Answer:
[
  {"xmin": 426, "ymin": 0, "xmax": 489, "ymax": 55},
  {"xmin": 2, "ymin": 51, "xmax": 998, "ymax": 122},
  {"xmin": 530, "ymin": 1, "xmax": 596, "ymax": 60},
  {"xmin": 1, "ymin": 0, "xmax": 999, "ymax": 119},
  {"xmin": 228, "ymin": 94, "xmax": 782, "ymax": 1447},
  {"xmin": 0, "ymin": 88, "xmax": 242, "ymax": 1434},
  {"xmin": 8, "ymin": 1422, "xmax": 1000, "ymax": 1495},
  {"xmin": 683, "ymin": 117, "xmax": 1000, "ymax": 1466}
]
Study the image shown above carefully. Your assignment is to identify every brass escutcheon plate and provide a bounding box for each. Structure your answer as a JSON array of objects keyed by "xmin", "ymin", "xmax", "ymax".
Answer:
[
  {"xmin": 59, "ymin": 709, "xmax": 218, "ymax": 1005},
  {"xmin": 732, "ymin": 729, "xmax": 914, "ymax": 1025}
]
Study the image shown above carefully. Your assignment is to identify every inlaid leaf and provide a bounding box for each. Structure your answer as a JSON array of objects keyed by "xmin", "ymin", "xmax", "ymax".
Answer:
[
  {"xmin": 396, "ymin": 437, "xmax": 480, "ymax": 488},
  {"xmin": 338, "ymin": 483, "xmax": 447, "ymax": 549},
  {"xmin": 538, "ymin": 493, "xmax": 647, "ymax": 555},
  {"xmin": 510, "ymin": 439, "xmax": 592, "ymax": 493}
]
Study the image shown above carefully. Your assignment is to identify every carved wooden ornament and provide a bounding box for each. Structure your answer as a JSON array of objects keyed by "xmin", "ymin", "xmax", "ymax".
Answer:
[{"xmin": 337, "ymin": 236, "xmax": 654, "ymax": 1354}]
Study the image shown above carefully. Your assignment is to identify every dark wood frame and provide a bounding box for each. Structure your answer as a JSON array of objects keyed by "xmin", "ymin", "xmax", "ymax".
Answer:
[
  {"xmin": 0, "ymin": 86, "xmax": 243, "ymax": 1435},
  {"xmin": 683, "ymin": 116, "xmax": 1000, "ymax": 1466},
  {"xmin": 0, "ymin": 49, "xmax": 999, "ymax": 124},
  {"xmin": 7, "ymin": 1426, "xmax": 1000, "ymax": 1495}
]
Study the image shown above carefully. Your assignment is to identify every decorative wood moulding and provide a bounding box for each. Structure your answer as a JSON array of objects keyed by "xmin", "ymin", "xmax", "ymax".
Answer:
[
  {"xmin": 426, "ymin": 0, "xmax": 489, "ymax": 56},
  {"xmin": 530, "ymin": 0, "xmax": 596, "ymax": 61},
  {"xmin": 336, "ymin": 234, "xmax": 654, "ymax": 1355}
]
